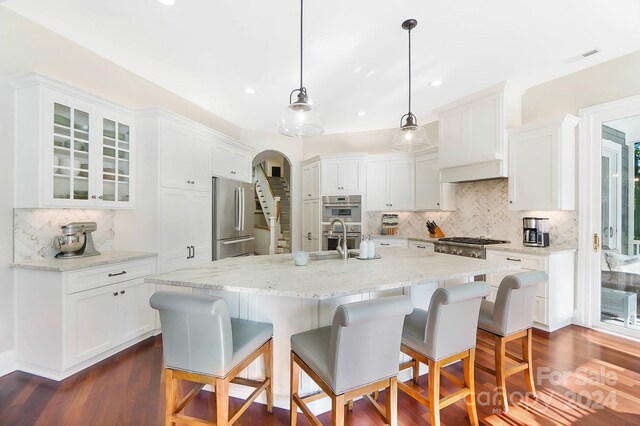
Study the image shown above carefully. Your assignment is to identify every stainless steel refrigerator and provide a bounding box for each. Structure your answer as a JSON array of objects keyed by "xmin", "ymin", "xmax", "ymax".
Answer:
[{"xmin": 212, "ymin": 177, "xmax": 255, "ymax": 260}]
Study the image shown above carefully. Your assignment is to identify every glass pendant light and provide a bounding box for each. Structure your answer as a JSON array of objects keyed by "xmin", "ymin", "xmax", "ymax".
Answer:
[
  {"xmin": 278, "ymin": 0, "xmax": 323, "ymax": 138},
  {"xmin": 391, "ymin": 19, "xmax": 430, "ymax": 152}
]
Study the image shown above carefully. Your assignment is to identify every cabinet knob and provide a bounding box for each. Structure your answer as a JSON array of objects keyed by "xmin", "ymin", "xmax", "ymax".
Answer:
[
  {"xmin": 436, "ymin": 203, "xmax": 440, "ymax": 206},
  {"xmin": 230, "ymin": 171, "xmax": 236, "ymax": 175},
  {"xmin": 113, "ymin": 292, "xmax": 118, "ymax": 296},
  {"xmin": 307, "ymin": 194, "xmax": 311, "ymax": 197},
  {"xmin": 91, "ymin": 195, "xmax": 96, "ymax": 199},
  {"xmin": 509, "ymin": 201, "xmax": 513, "ymax": 204},
  {"xmin": 120, "ymin": 290, "xmax": 125, "ymax": 295},
  {"xmin": 98, "ymin": 195, "xmax": 103, "ymax": 200}
]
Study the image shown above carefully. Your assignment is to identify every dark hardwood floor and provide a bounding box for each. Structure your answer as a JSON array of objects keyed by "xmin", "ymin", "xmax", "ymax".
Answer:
[{"xmin": 1, "ymin": 325, "xmax": 640, "ymax": 425}]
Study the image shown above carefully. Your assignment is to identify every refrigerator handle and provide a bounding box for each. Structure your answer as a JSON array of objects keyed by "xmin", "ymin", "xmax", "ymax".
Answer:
[
  {"xmin": 241, "ymin": 187, "xmax": 245, "ymax": 231},
  {"xmin": 234, "ymin": 188, "xmax": 241, "ymax": 231}
]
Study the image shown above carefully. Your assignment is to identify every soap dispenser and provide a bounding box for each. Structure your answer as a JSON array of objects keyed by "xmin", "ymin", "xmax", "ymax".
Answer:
[
  {"xmin": 359, "ymin": 235, "xmax": 369, "ymax": 259},
  {"xmin": 367, "ymin": 235, "xmax": 376, "ymax": 259}
]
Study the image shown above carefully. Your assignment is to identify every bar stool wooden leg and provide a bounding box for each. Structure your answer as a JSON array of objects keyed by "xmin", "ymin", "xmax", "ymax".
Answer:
[
  {"xmin": 164, "ymin": 369, "xmax": 177, "ymax": 426},
  {"xmin": 347, "ymin": 400, "xmax": 354, "ymax": 411},
  {"xmin": 332, "ymin": 394, "xmax": 345, "ymax": 426},
  {"xmin": 495, "ymin": 335, "xmax": 509, "ymax": 412},
  {"xmin": 290, "ymin": 353, "xmax": 300, "ymax": 426},
  {"xmin": 428, "ymin": 359, "xmax": 441, "ymax": 426},
  {"xmin": 215, "ymin": 378, "xmax": 229, "ymax": 426},
  {"xmin": 464, "ymin": 349, "xmax": 479, "ymax": 426},
  {"xmin": 522, "ymin": 328, "xmax": 537, "ymax": 399},
  {"xmin": 265, "ymin": 340, "xmax": 274, "ymax": 413},
  {"xmin": 412, "ymin": 358, "xmax": 420, "ymax": 384},
  {"xmin": 386, "ymin": 377, "xmax": 398, "ymax": 426}
]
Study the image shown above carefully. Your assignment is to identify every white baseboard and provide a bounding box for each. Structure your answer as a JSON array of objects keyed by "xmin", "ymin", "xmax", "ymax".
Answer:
[{"xmin": 0, "ymin": 350, "xmax": 16, "ymax": 378}]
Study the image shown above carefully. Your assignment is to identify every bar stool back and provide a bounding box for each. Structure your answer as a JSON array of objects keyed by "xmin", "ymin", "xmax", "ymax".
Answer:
[
  {"xmin": 290, "ymin": 295, "xmax": 413, "ymax": 426},
  {"xmin": 150, "ymin": 291, "xmax": 273, "ymax": 426},
  {"xmin": 476, "ymin": 271, "xmax": 548, "ymax": 413},
  {"xmin": 399, "ymin": 282, "xmax": 491, "ymax": 426}
]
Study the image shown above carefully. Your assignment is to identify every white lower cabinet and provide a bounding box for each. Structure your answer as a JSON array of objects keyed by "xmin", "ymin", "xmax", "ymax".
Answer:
[
  {"xmin": 408, "ymin": 240, "xmax": 434, "ymax": 252},
  {"xmin": 372, "ymin": 238, "xmax": 408, "ymax": 248},
  {"xmin": 485, "ymin": 248, "xmax": 575, "ymax": 332},
  {"xmin": 302, "ymin": 199, "xmax": 321, "ymax": 252},
  {"xmin": 15, "ymin": 257, "xmax": 157, "ymax": 380}
]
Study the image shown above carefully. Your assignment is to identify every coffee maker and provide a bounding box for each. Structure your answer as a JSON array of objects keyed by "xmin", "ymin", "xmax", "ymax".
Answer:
[
  {"xmin": 523, "ymin": 217, "xmax": 550, "ymax": 247},
  {"xmin": 53, "ymin": 222, "xmax": 101, "ymax": 258}
]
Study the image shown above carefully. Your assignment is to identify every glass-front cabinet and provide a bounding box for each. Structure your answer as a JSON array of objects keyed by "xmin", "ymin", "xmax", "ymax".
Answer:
[{"xmin": 11, "ymin": 74, "xmax": 135, "ymax": 208}]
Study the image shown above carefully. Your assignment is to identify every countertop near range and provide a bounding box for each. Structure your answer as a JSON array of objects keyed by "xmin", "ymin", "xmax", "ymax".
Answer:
[
  {"xmin": 485, "ymin": 244, "xmax": 576, "ymax": 255},
  {"xmin": 10, "ymin": 251, "xmax": 157, "ymax": 272},
  {"xmin": 146, "ymin": 247, "xmax": 518, "ymax": 300}
]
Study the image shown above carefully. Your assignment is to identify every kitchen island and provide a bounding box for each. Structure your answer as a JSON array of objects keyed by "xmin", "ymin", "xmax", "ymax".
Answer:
[{"xmin": 146, "ymin": 247, "xmax": 518, "ymax": 412}]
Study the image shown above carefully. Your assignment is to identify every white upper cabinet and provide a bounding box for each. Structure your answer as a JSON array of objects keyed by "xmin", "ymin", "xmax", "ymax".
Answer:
[
  {"xmin": 302, "ymin": 161, "xmax": 320, "ymax": 200},
  {"xmin": 366, "ymin": 156, "xmax": 415, "ymax": 211},
  {"xmin": 508, "ymin": 115, "xmax": 579, "ymax": 211},
  {"xmin": 159, "ymin": 122, "xmax": 212, "ymax": 192},
  {"xmin": 437, "ymin": 82, "xmax": 522, "ymax": 182},
  {"xmin": 212, "ymin": 140, "xmax": 252, "ymax": 183},
  {"xmin": 320, "ymin": 156, "xmax": 364, "ymax": 195},
  {"xmin": 10, "ymin": 74, "xmax": 136, "ymax": 208},
  {"xmin": 415, "ymin": 151, "xmax": 456, "ymax": 211}
]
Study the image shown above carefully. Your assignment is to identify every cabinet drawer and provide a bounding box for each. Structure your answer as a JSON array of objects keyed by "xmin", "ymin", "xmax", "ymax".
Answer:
[
  {"xmin": 486, "ymin": 250, "xmax": 546, "ymax": 272},
  {"xmin": 409, "ymin": 241, "xmax": 434, "ymax": 252},
  {"xmin": 66, "ymin": 259, "xmax": 156, "ymax": 295},
  {"xmin": 373, "ymin": 239, "xmax": 408, "ymax": 248}
]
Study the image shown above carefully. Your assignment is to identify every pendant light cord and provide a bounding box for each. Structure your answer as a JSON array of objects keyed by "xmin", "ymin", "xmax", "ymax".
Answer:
[
  {"xmin": 299, "ymin": 0, "xmax": 304, "ymax": 90},
  {"xmin": 408, "ymin": 25, "xmax": 412, "ymax": 115}
]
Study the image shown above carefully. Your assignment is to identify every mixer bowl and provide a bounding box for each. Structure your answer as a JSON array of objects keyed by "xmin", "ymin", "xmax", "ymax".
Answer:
[{"xmin": 53, "ymin": 234, "xmax": 85, "ymax": 255}]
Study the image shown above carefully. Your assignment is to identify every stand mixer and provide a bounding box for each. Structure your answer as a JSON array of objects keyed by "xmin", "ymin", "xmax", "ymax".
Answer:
[{"xmin": 53, "ymin": 221, "xmax": 101, "ymax": 258}]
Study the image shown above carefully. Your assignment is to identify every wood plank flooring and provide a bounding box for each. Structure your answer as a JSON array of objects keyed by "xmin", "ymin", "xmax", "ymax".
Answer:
[{"xmin": 1, "ymin": 325, "xmax": 639, "ymax": 425}]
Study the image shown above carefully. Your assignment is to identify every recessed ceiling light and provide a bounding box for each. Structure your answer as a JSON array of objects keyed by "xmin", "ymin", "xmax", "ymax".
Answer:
[
  {"xmin": 157, "ymin": 0, "xmax": 175, "ymax": 5},
  {"xmin": 430, "ymin": 80, "xmax": 443, "ymax": 87},
  {"xmin": 364, "ymin": 70, "xmax": 376, "ymax": 78},
  {"xmin": 244, "ymin": 87, "xmax": 256, "ymax": 95},
  {"xmin": 353, "ymin": 67, "xmax": 362, "ymax": 74},
  {"xmin": 357, "ymin": 111, "xmax": 366, "ymax": 117}
]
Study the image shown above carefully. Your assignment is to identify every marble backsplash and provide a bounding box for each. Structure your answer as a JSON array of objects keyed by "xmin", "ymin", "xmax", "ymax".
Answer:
[
  {"xmin": 366, "ymin": 179, "xmax": 579, "ymax": 247},
  {"xmin": 14, "ymin": 209, "xmax": 115, "ymax": 261}
]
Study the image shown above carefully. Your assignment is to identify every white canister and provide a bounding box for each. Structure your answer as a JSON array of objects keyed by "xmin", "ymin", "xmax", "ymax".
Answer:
[{"xmin": 359, "ymin": 237, "xmax": 369, "ymax": 259}]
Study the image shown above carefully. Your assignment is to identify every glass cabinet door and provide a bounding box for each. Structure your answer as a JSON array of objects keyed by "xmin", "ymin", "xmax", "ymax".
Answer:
[
  {"xmin": 102, "ymin": 118, "xmax": 130, "ymax": 203},
  {"xmin": 53, "ymin": 103, "xmax": 90, "ymax": 201}
]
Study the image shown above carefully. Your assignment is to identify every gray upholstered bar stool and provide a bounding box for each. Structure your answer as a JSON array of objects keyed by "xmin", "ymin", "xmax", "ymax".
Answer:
[
  {"xmin": 475, "ymin": 271, "xmax": 548, "ymax": 413},
  {"xmin": 290, "ymin": 295, "xmax": 413, "ymax": 426},
  {"xmin": 399, "ymin": 282, "xmax": 490, "ymax": 426},
  {"xmin": 150, "ymin": 291, "xmax": 273, "ymax": 426}
]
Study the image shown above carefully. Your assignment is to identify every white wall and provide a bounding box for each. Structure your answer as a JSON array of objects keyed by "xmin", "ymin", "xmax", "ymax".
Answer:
[{"xmin": 0, "ymin": 79, "xmax": 15, "ymax": 361}]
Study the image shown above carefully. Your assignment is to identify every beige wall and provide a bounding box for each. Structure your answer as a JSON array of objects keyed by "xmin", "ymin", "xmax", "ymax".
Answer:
[
  {"xmin": 302, "ymin": 121, "xmax": 439, "ymax": 159},
  {"xmin": 522, "ymin": 50, "xmax": 640, "ymax": 123},
  {"xmin": 0, "ymin": 7, "xmax": 240, "ymax": 139}
]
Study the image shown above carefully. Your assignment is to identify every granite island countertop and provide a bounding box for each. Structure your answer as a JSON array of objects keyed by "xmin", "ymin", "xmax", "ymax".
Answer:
[
  {"xmin": 145, "ymin": 247, "xmax": 519, "ymax": 300},
  {"xmin": 11, "ymin": 251, "xmax": 157, "ymax": 272}
]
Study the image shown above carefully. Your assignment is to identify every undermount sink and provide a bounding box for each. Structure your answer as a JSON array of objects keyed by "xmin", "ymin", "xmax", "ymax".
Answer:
[{"xmin": 308, "ymin": 250, "xmax": 359, "ymax": 261}]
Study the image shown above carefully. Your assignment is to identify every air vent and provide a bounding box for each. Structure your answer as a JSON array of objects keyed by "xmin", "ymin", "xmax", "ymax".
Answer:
[{"xmin": 562, "ymin": 48, "xmax": 600, "ymax": 64}]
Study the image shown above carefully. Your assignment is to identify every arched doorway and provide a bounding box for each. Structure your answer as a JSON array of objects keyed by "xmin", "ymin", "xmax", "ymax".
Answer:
[{"xmin": 252, "ymin": 150, "xmax": 293, "ymax": 255}]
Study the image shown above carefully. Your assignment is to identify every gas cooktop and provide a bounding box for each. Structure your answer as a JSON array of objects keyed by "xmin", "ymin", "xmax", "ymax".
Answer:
[{"xmin": 436, "ymin": 237, "xmax": 510, "ymax": 245}]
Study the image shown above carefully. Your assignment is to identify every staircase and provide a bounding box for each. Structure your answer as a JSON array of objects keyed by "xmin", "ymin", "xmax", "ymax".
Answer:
[{"xmin": 268, "ymin": 176, "xmax": 291, "ymax": 253}]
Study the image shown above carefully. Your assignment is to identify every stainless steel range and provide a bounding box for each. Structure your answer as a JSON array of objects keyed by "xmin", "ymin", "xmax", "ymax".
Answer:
[{"xmin": 433, "ymin": 237, "xmax": 510, "ymax": 259}]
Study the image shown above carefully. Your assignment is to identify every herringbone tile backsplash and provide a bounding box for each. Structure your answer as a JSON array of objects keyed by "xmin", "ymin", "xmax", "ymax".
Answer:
[{"xmin": 366, "ymin": 179, "xmax": 578, "ymax": 247}]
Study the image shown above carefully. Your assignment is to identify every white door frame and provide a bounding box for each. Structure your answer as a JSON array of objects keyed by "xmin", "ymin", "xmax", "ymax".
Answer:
[{"xmin": 577, "ymin": 94, "xmax": 640, "ymax": 328}]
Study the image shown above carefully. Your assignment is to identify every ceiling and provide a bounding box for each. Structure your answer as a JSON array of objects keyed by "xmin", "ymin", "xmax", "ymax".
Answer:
[{"xmin": 3, "ymin": 0, "xmax": 640, "ymax": 135}]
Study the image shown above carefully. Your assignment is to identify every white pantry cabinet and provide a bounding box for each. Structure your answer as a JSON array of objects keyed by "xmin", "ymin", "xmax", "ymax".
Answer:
[
  {"xmin": 437, "ymin": 82, "xmax": 522, "ymax": 182},
  {"xmin": 10, "ymin": 73, "xmax": 136, "ymax": 208},
  {"xmin": 212, "ymin": 139, "xmax": 252, "ymax": 183},
  {"xmin": 321, "ymin": 158, "xmax": 364, "ymax": 195},
  {"xmin": 508, "ymin": 115, "xmax": 579, "ymax": 211},
  {"xmin": 366, "ymin": 157, "xmax": 415, "ymax": 211},
  {"xmin": 302, "ymin": 199, "xmax": 321, "ymax": 252},
  {"xmin": 415, "ymin": 151, "xmax": 456, "ymax": 211},
  {"xmin": 159, "ymin": 120, "xmax": 212, "ymax": 192},
  {"xmin": 159, "ymin": 188, "xmax": 212, "ymax": 272},
  {"xmin": 485, "ymin": 248, "xmax": 575, "ymax": 332},
  {"xmin": 302, "ymin": 161, "xmax": 320, "ymax": 200},
  {"xmin": 15, "ymin": 257, "xmax": 157, "ymax": 380}
]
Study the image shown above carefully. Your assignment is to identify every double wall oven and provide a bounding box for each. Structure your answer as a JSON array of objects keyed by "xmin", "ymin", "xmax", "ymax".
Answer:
[{"xmin": 321, "ymin": 195, "xmax": 362, "ymax": 251}]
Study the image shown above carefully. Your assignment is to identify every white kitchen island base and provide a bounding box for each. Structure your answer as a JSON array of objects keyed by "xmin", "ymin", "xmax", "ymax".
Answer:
[{"xmin": 146, "ymin": 248, "xmax": 517, "ymax": 414}]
